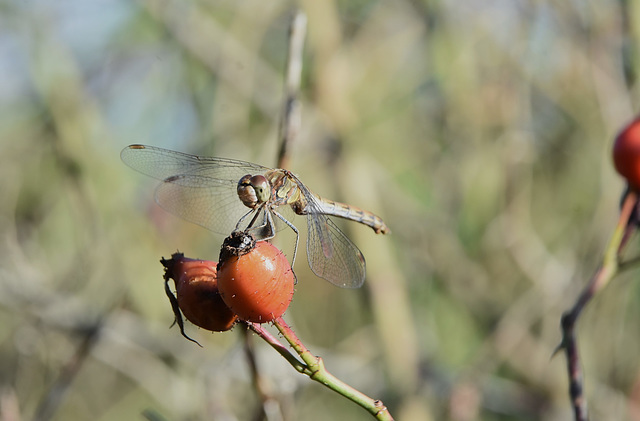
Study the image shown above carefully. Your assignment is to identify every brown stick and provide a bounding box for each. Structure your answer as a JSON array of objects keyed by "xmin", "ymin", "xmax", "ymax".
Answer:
[{"xmin": 276, "ymin": 10, "xmax": 307, "ymax": 170}]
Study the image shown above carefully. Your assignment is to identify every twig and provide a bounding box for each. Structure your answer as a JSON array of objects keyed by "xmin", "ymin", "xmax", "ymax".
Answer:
[
  {"xmin": 246, "ymin": 14, "xmax": 306, "ymax": 413},
  {"xmin": 247, "ymin": 319, "xmax": 395, "ymax": 419},
  {"xmin": 241, "ymin": 328, "xmax": 284, "ymax": 421},
  {"xmin": 276, "ymin": 10, "xmax": 306, "ymax": 170},
  {"xmin": 245, "ymin": 322, "xmax": 311, "ymax": 375},
  {"xmin": 272, "ymin": 317, "xmax": 395, "ymax": 421},
  {"xmin": 32, "ymin": 323, "xmax": 102, "ymax": 421},
  {"xmin": 558, "ymin": 190, "xmax": 639, "ymax": 420},
  {"xmin": 141, "ymin": 0, "xmax": 281, "ymax": 116}
]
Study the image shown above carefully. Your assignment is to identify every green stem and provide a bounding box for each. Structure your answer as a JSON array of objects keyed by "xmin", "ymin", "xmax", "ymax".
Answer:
[
  {"xmin": 569, "ymin": 191, "xmax": 637, "ymax": 319},
  {"xmin": 273, "ymin": 317, "xmax": 395, "ymax": 421}
]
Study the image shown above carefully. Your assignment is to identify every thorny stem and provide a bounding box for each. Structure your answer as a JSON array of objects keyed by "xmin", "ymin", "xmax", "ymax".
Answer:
[
  {"xmin": 559, "ymin": 190, "xmax": 639, "ymax": 421},
  {"xmin": 246, "ymin": 322, "xmax": 312, "ymax": 376},
  {"xmin": 271, "ymin": 317, "xmax": 395, "ymax": 421}
]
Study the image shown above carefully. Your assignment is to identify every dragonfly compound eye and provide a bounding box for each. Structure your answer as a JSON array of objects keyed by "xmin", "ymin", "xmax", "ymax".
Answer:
[
  {"xmin": 237, "ymin": 174, "xmax": 258, "ymax": 208},
  {"xmin": 249, "ymin": 175, "xmax": 271, "ymax": 203},
  {"xmin": 237, "ymin": 174, "xmax": 271, "ymax": 208}
]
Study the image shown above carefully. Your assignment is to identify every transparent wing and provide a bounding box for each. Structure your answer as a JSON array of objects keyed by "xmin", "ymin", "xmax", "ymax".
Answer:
[
  {"xmin": 305, "ymin": 212, "xmax": 366, "ymax": 288},
  {"xmin": 121, "ymin": 144, "xmax": 270, "ymax": 180},
  {"xmin": 294, "ymin": 178, "xmax": 366, "ymax": 288},
  {"xmin": 121, "ymin": 144, "xmax": 271, "ymax": 235}
]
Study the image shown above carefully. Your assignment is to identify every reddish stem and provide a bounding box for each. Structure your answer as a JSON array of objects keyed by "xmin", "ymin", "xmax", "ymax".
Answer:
[{"xmin": 559, "ymin": 190, "xmax": 639, "ymax": 420}]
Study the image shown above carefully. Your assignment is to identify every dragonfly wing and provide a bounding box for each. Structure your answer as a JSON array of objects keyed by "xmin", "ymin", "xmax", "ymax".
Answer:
[
  {"xmin": 305, "ymin": 211, "xmax": 366, "ymax": 288},
  {"xmin": 121, "ymin": 144, "xmax": 270, "ymax": 180},
  {"xmin": 282, "ymin": 172, "xmax": 365, "ymax": 288},
  {"xmin": 121, "ymin": 144, "xmax": 270, "ymax": 234},
  {"xmin": 155, "ymin": 174, "xmax": 250, "ymax": 235}
]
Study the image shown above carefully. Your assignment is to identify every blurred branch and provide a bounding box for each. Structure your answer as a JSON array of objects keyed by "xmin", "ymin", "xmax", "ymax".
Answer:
[
  {"xmin": 618, "ymin": 0, "xmax": 637, "ymax": 88},
  {"xmin": 251, "ymin": 11, "xmax": 305, "ymax": 418},
  {"xmin": 0, "ymin": 387, "xmax": 21, "ymax": 421},
  {"xmin": 241, "ymin": 328, "xmax": 284, "ymax": 421},
  {"xmin": 142, "ymin": 0, "xmax": 281, "ymax": 116},
  {"xmin": 277, "ymin": 10, "xmax": 306, "ymax": 170},
  {"xmin": 33, "ymin": 323, "xmax": 102, "ymax": 421},
  {"xmin": 141, "ymin": 409, "xmax": 170, "ymax": 421},
  {"xmin": 558, "ymin": 190, "xmax": 639, "ymax": 421}
]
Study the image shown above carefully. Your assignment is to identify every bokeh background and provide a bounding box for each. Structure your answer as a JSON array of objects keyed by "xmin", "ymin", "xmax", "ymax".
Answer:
[{"xmin": 1, "ymin": 1, "xmax": 639, "ymax": 420}]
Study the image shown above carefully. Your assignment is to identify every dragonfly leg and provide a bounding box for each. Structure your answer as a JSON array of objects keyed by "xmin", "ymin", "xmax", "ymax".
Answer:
[
  {"xmin": 259, "ymin": 210, "xmax": 276, "ymax": 241},
  {"xmin": 235, "ymin": 208, "xmax": 257, "ymax": 232},
  {"xmin": 273, "ymin": 210, "xmax": 299, "ymax": 269},
  {"xmin": 243, "ymin": 206, "xmax": 277, "ymax": 241}
]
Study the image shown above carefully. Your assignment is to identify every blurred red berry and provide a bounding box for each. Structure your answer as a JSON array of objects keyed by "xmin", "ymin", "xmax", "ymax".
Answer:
[
  {"xmin": 162, "ymin": 254, "xmax": 238, "ymax": 343},
  {"xmin": 217, "ymin": 233, "xmax": 295, "ymax": 323},
  {"xmin": 613, "ymin": 117, "xmax": 640, "ymax": 191}
]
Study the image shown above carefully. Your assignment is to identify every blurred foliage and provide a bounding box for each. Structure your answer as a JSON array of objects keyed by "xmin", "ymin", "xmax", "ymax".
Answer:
[{"xmin": 0, "ymin": 0, "xmax": 639, "ymax": 420}]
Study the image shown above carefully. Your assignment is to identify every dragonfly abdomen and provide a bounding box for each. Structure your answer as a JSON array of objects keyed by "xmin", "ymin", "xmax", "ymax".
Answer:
[{"xmin": 310, "ymin": 195, "xmax": 390, "ymax": 235}]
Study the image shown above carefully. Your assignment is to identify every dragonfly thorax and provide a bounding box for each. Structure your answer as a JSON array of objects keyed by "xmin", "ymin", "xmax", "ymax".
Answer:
[
  {"xmin": 265, "ymin": 169, "xmax": 303, "ymax": 208},
  {"xmin": 237, "ymin": 174, "xmax": 271, "ymax": 209}
]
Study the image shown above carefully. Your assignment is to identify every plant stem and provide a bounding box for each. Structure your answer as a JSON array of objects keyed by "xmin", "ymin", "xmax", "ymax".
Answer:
[
  {"xmin": 272, "ymin": 317, "xmax": 395, "ymax": 421},
  {"xmin": 246, "ymin": 322, "xmax": 312, "ymax": 375},
  {"xmin": 559, "ymin": 190, "xmax": 638, "ymax": 420}
]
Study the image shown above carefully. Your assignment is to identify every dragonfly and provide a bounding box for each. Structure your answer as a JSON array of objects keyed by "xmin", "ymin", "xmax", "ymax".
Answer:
[{"xmin": 121, "ymin": 144, "xmax": 390, "ymax": 288}]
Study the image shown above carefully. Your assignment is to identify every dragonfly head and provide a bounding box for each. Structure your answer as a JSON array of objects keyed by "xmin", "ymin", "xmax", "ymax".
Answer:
[{"xmin": 237, "ymin": 174, "xmax": 271, "ymax": 208}]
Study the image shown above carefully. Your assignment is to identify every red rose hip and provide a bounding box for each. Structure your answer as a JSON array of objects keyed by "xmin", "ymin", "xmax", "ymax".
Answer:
[
  {"xmin": 217, "ymin": 234, "xmax": 295, "ymax": 323},
  {"xmin": 162, "ymin": 253, "xmax": 238, "ymax": 339},
  {"xmin": 613, "ymin": 117, "xmax": 640, "ymax": 190}
]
